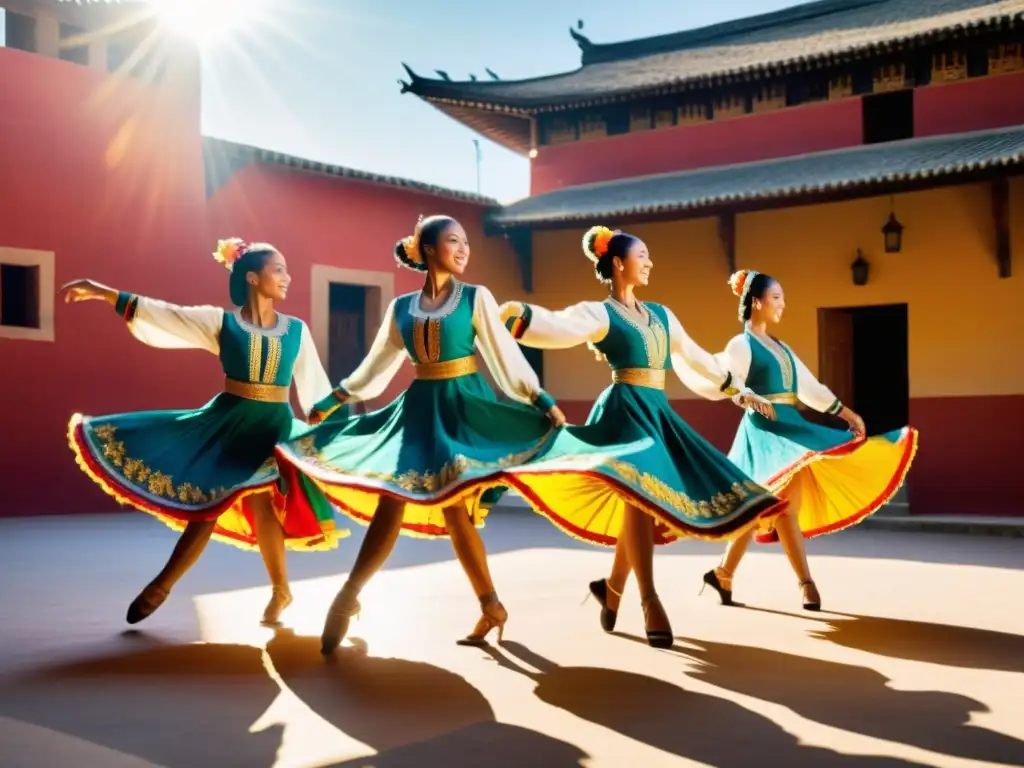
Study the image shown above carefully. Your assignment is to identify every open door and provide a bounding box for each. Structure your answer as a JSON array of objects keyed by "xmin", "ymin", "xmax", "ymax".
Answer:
[{"xmin": 817, "ymin": 308, "xmax": 855, "ymax": 409}]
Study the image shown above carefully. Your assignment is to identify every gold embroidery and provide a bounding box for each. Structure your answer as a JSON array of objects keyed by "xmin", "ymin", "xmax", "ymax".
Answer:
[
  {"xmin": 606, "ymin": 299, "xmax": 668, "ymax": 369},
  {"xmin": 412, "ymin": 318, "xmax": 429, "ymax": 363},
  {"xmin": 608, "ymin": 458, "xmax": 766, "ymax": 519},
  {"xmin": 291, "ymin": 428, "xmax": 551, "ymax": 495},
  {"xmin": 89, "ymin": 424, "xmax": 271, "ymax": 504},
  {"xmin": 763, "ymin": 392, "xmax": 799, "ymax": 405},
  {"xmin": 427, "ymin": 317, "xmax": 441, "ymax": 362},
  {"xmin": 751, "ymin": 333, "xmax": 794, "ymax": 391},
  {"xmin": 262, "ymin": 336, "xmax": 282, "ymax": 384},
  {"xmin": 612, "ymin": 368, "xmax": 666, "ymax": 389},
  {"xmin": 225, "ymin": 378, "xmax": 290, "ymax": 403},
  {"xmin": 414, "ymin": 356, "xmax": 477, "ymax": 380},
  {"xmin": 248, "ymin": 332, "xmax": 262, "ymax": 382}
]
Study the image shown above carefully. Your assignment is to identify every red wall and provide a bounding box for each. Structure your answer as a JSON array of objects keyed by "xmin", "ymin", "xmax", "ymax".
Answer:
[
  {"xmin": 0, "ymin": 47, "xmax": 499, "ymax": 517},
  {"xmin": 559, "ymin": 395, "xmax": 1024, "ymax": 517},
  {"xmin": 530, "ymin": 99, "xmax": 864, "ymax": 194},
  {"xmin": 0, "ymin": 46, "xmax": 206, "ymax": 517},
  {"xmin": 915, "ymin": 72, "xmax": 1024, "ymax": 138}
]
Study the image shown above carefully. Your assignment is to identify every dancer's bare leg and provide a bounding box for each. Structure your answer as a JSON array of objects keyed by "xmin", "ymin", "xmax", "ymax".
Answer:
[
  {"xmin": 127, "ymin": 520, "xmax": 215, "ymax": 624},
  {"xmin": 620, "ymin": 505, "xmax": 671, "ymax": 641},
  {"xmin": 712, "ymin": 528, "xmax": 755, "ymax": 597},
  {"xmin": 443, "ymin": 504, "xmax": 507, "ymax": 645},
  {"xmin": 773, "ymin": 481, "xmax": 819, "ymax": 608},
  {"xmin": 250, "ymin": 491, "xmax": 292, "ymax": 625},
  {"xmin": 604, "ymin": 534, "xmax": 631, "ymax": 613},
  {"xmin": 321, "ymin": 495, "xmax": 405, "ymax": 653}
]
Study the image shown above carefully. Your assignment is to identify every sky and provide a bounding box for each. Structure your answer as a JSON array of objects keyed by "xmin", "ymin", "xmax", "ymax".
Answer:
[{"xmin": 3, "ymin": 0, "xmax": 801, "ymax": 203}]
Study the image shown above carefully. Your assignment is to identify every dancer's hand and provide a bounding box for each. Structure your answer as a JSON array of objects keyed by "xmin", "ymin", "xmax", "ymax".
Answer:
[
  {"xmin": 841, "ymin": 408, "xmax": 866, "ymax": 438},
  {"xmin": 59, "ymin": 279, "xmax": 117, "ymax": 305},
  {"xmin": 308, "ymin": 409, "xmax": 327, "ymax": 425},
  {"xmin": 547, "ymin": 405, "xmax": 567, "ymax": 427},
  {"xmin": 738, "ymin": 392, "xmax": 776, "ymax": 421}
]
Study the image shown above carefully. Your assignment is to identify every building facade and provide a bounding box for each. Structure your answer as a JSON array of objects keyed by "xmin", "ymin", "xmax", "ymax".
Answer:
[
  {"xmin": 0, "ymin": 1, "xmax": 520, "ymax": 516},
  {"xmin": 403, "ymin": 0, "xmax": 1024, "ymax": 516}
]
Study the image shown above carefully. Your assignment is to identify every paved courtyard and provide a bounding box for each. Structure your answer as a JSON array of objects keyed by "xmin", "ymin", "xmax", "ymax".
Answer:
[{"xmin": 1, "ymin": 512, "xmax": 1021, "ymax": 767}]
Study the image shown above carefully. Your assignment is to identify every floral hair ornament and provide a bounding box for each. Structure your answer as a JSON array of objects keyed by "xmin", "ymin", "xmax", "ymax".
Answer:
[
  {"xmin": 401, "ymin": 215, "xmax": 426, "ymax": 266},
  {"xmin": 213, "ymin": 238, "xmax": 249, "ymax": 271},
  {"xmin": 728, "ymin": 269, "xmax": 760, "ymax": 322},
  {"xmin": 582, "ymin": 225, "xmax": 619, "ymax": 264}
]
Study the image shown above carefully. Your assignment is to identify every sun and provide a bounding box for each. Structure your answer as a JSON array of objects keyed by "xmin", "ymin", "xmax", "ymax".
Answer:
[{"xmin": 152, "ymin": 0, "xmax": 260, "ymax": 46}]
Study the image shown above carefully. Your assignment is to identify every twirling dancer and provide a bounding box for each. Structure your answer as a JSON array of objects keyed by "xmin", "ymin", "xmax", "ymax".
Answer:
[
  {"xmin": 274, "ymin": 215, "xmax": 567, "ymax": 654},
  {"xmin": 63, "ymin": 239, "xmax": 346, "ymax": 626},
  {"xmin": 498, "ymin": 226, "xmax": 788, "ymax": 646},
  {"xmin": 700, "ymin": 271, "xmax": 918, "ymax": 610}
]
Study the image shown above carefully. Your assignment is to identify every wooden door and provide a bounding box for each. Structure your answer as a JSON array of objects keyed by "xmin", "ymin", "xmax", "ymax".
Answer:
[
  {"xmin": 328, "ymin": 309, "xmax": 365, "ymax": 385},
  {"xmin": 817, "ymin": 308, "xmax": 855, "ymax": 410}
]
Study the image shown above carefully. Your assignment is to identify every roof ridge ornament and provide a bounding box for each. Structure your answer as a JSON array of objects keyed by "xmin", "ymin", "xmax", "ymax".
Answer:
[{"xmin": 569, "ymin": 26, "xmax": 593, "ymax": 53}]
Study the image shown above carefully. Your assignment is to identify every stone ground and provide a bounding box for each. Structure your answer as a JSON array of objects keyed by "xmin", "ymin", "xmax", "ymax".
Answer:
[{"xmin": 1, "ymin": 512, "xmax": 1022, "ymax": 768}]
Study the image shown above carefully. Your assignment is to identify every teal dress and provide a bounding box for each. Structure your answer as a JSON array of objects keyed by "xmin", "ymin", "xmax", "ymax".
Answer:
[
  {"xmin": 274, "ymin": 281, "xmax": 561, "ymax": 537},
  {"xmin": 499, "ymin": 298, "xmax": 787, "ymax": 546},
  {"xmin": 68, "ymin": 292, "xmax": 347, "ymax": 551},
  {"xmin": 721, "ymin": 329, "xmax": 918, "ymax": 542}
]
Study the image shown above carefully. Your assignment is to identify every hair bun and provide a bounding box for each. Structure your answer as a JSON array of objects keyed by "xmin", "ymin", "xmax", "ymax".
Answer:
[
  {"xmin": 582, "ymin": 225, "xmax": 617, "ymax": 264},
  {"xmin": 728, "ymin": 270, "xmax": 751, "ymax": 297}
]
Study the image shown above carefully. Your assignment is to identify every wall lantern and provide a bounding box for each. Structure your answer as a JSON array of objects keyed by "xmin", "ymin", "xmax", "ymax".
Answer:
[
  {"xmin": 882, "ymin": 204, "xmax": 904, "ymax": 253},
  {"xmin": 851, "ymin": 249, "xmax": 870, "ymax": 286}
]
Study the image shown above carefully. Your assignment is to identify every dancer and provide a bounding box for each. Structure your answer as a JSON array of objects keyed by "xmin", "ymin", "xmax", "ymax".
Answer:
[
  {"xmin": 498, "ymin": 226, "xmax": 787, "ymax": 646},
  {"xmin": 701, "ymin": 270, "xmax": 918, "ymax": 610},
  {"xmin": 63, "ymin": 239, "xmax": 346, "ymax": 626},
  {"xmin": 274, "ymin": 215, "xmax": 566, "ymax": 654}
]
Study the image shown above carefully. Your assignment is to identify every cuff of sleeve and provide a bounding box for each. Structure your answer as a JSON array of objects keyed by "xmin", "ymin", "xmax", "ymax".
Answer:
[
  {"xmin": 826, "ymin": 398, "xmax": 843, "ymax": 416},
  {"xmin": 719, "ymin": 371, "xmax": 741, "ymax": 398},
  {"xmin": 115, "ymin": 291, "xmax": 138, "ymax": 321},
  {"xmin": 532, "ymin": 389, "xmax": 556, "ymax": 413},
  {"xmin": 505, "ymin": 303, "xmax": 533, "ymax": 340},
  {"xmin": 313, "ymin": 389, "xmax": 350, "ymax": 420}
]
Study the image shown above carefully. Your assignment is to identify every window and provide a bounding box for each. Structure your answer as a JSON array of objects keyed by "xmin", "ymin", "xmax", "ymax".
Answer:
[
  {"xmin": 862, "ymin": 90, "xmax": 914, "ymax": 144},
  {"xmin": 59, "ymin": 22, "xmax": 89, "ymax": 65},
  {"xmin": 0, "ymin": 248, "xmax": 54, "ymax": 342},
  {"xmin": 4, "ymin": 9, "xmax": 35, "ymax": 52}
]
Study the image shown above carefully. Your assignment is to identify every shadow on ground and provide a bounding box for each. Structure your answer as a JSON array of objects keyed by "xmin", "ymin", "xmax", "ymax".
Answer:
[{"xmin": 487, "ymin": 640, "xmax": 928, "ymax": 767}]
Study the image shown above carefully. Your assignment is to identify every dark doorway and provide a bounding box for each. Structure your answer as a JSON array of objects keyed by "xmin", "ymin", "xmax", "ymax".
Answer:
[
  {"xmin": 327, "ymin": 284, "xmax": 367, "ymax": 386},
  {"xmin": 0, "ymin": 263, "xmax": 41, "ymax": 329},
  {"xmin": 817, "ymin": 304, "xmax": 909, "ymax": 436},
  {"xmin": 862, "ymin": 89, "xmax": 914, "ymax": 144},
  {"xmin": 520, "ymin": 346, "xmax": 544, "ymax": 388}
]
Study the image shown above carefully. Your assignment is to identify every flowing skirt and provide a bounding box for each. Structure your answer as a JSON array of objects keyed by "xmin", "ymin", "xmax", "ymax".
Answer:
[
  {"xmin": 69, "ymin": 393, "xmax": 347, "ymax": 551},
  {"xmin": 274, "ymin": 373, "xmax": 555, "ymax": 538},
  {"xmin": 727, "ymin": 405, "xmax": 918, "ymax": 543},
  {"xmin": 503, "ymin": 384, "xmax": 788, "ymax": 546}
]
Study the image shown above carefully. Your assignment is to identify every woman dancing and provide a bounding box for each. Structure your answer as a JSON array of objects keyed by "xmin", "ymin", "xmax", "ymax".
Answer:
[
  {"xmin": 63, "ymin": 239, "xmax": 346, "ymax": 626},
  {"xmin": 274, "ymin": 215, "xmax": 567, "ymax": 654},
  {"xmin": 701, "ymin": 270, "xmax": 918, "ymax": 610},
  {"xmin": 498, "ymin": 226, "xmax": 787, "ymax": 646}
]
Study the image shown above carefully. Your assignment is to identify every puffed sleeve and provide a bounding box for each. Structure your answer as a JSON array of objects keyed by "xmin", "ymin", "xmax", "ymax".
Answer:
[
  {"xmin": 786, "ymin": 344, "xmax": 844, "ymax": 415},
  {"xmin": 115, "ymin": 292, "xmax": 222, "ymax": 354},
  {"xmin": 291, "ymin": 321, "xmax": 333, "ymax": 417},
  {"xmin": 499, "ymin": 300, "xmax": 610, "ymax": 350},
  {"xmin": 715, "ymin": 334, "xmax": 754, "ymax": 404},
  {"xmin": 664, "ymin": 307, "xmax": 744, "ymax": 400},
  {"xmin": 474, "ymin": 286, "xmax": 557, "ymax": 412}
]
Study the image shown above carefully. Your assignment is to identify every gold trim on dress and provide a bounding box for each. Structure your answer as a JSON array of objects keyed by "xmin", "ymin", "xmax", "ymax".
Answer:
[
  {"xmin": 612, "ymin": 368, "xmax": 666, "ymax": 389},
  {"xmin": 413, "ymin": 356, "xmax": 478, "ymax": 381},
  {"xmin": 224, "ymin": 378, "xmax": 290, "ymax": 403},
  {"xmin": 762, "ymin": 392, "xmax": 799, "ymax": 405}
]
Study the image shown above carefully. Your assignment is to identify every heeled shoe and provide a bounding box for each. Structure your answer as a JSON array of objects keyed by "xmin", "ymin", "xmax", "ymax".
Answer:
[
  {"xmin": 586, "ymin": 578, "xmax": 621, "ymax": 632},
  {"xmin": 457, "ymin": 591, "xmax": 507, "ymax": 647},
  {"xmin": 321, "ymin": 584, "xmax": 361, "ymax": 655},
  {"xmin": 640, "ymin": 594, "xmax": 673, "ymax": 649},
  {"xmin": 261, "ymin": 585, "xmax": 294, "ymax": 626},
  {"xmin": 800, "ymin": 579, "xmax": 821, "ymax": 611},
  {"xmin": 699, "ymin": 568, "xmax": 734, "ymax": 606},
  {"xmin": 126, "ymin": 583, "xmax": 169, "ymax": 625}
]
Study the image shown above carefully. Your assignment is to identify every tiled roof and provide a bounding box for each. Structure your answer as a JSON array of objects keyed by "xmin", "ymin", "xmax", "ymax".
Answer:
[
  {"xmin": 486, "ymin": 126, "xmax": 1024, "ymax": 227},
  {"xmin": 202, "ymin": 137, "xmax": 497, "ymax": 206},
  {"xmin": 402, "ymin": 0, "xmax": 1024, "ymax": 110}
]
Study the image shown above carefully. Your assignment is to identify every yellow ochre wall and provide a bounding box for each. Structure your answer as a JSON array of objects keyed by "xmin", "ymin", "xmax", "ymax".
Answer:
[{"xmin": 509, "ymin": 179, "xmax": 1024, "ymax": 402}]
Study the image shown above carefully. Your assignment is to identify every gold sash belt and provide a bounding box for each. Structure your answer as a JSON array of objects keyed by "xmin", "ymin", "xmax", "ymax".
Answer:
[
  {"xmin": 762, "ymin": 392, "xmax": 799, "ymax": 405},
  {"xmin": 612, "ymin": 368, "xmax": 666, "ymax": 390},
  {"xmin": 414, "ymin": 355, "xmax": 478, "ymax": 381},
  {"xmin": 224, "ymin": 378, "xmax": 290, "ymax": 403}
]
